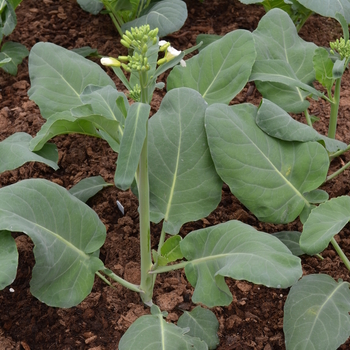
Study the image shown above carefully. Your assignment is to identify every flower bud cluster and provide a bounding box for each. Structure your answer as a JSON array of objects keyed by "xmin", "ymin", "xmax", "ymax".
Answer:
[
  {"xmin": 118, "ymin": 25, "xmax": 158, "ymax": 72},
  {"xmin": 330, "ymin": 37, "xmax": 350, "ymax": 60}
]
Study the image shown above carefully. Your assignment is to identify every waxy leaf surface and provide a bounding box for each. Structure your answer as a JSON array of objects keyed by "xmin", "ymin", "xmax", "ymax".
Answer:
[
  {"xmin": 122, "ymin": 0, "xmax": 187, "ymax": 38},
  {"xmin": 68, "ymin": 176, "xmax": 112, "ymax": 203},
  {"xmin": 300, "ymin": 196, "xmax": 350, "ymax": 255},
  {"xmin": 180, "ymin": 220, "xmax": 302, "ymax": 307},
  {"xmin": 251, "ymin": 9, "xmax": 317, "ymax": 112},
  {"xmin": 205, "ymin": 103, "xmax": 329, "ymax": 223},
  {"xmin": 28, "ymin": 42, "xmax": 115, "ymax": 118},
  {"xmin": 148, "ymin": 88, "xmax": 222, "ymax": 234},
  {"xmin": 0, "ymin": 41, "xmax": 29, "ymax": 75},
  {"xmin": 119, "ymin": 305, "xmax": 208, "ymax": 350},
  {"xmin": 284, "ymin": 274, "xmax": 350, "ymax": 350},
  {"xmin": 256, "ymin": 99, "xmax": 346, "ymax": 152},
  {"xmin": 0, "ymin": 132, "xmax": 58, "ymax": 172},
  {"xmin": 177, "ymin": 306, "xmax": 219, "ymax": 349},
  {"xmin": 0, "ymin": 179, "xmax": 106, "ymax": 307},
  {"xmin": 0, "ymin": 231, "xmax": 18, "ymax": 290},
  {"xmin": 167, "ymin": 29, "xmax": 256, "ymax": 105},
  {"xmin": 115, "ymin": 102, "xmax": 150, "ymax": 190}
]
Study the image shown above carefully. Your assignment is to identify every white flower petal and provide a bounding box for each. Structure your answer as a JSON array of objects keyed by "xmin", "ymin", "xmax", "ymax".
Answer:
[
  {"xmin": 167, "ymin": 46, "xmax": 181, "ymax": 56},
  {"xmin": 158, "ymin": 40, "xmax": 168, "ymax": 46}
]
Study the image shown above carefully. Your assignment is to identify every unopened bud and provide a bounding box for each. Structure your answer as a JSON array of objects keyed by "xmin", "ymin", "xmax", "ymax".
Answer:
[{"xmin": 100, "ymin": 57, "xmax": 121, "ymax": 67}]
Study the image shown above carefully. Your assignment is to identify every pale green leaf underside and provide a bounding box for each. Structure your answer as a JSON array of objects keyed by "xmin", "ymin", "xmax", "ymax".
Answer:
[
  {"xmin": 256, "ymin": 99, "xmax": 346, "ymax": 153},
  {"xmin": 0, "ymin": 179, "xmax": 106, "ymax": 307},
  {"xmin": 297, "ymin": 0, "xmax": 350, "ymax": 22},
  {"xmin": 0, "ymin": 231, "xmax": 18, "ymax": 290},
  {"xmin": 122, "ymin": 0, "xmax": 188, "ymax": 38},
  {"xmin": 181, "ymin": 220, "xmax": 302, "ymax": 307},
  {"xmin": 252, "ymin": 9, "xmax": 317, "ymax": 112},
  {"xmin": 148, "ymin": 88, "xmax": 222, "ymax": 234},
  {"xmin": 167, "ymin": 29, "xmax": 256, "ymax": 105},
  {"xmin": 119, "ymin": 305, "xmax": 208, "ymax": 350},
  {"xmin": 177, "ymin": 306, "xmax": 219, "ymax": 349},
  {"xmin": 301, "ymin": 196, "xmax": 350, "ymax": 255},
  {"xmin": 28, "ymin": 42, "xmax": 115, "ymax": 119},
  {"xmin": 272, "ymin": 231, "xmax": 304, "ymax": 256},
  {"xmin": 284, "ymin": 274, "xmax": 350, "ymax": 350},
  {"xmin": 69, "ymin": 176, "xmax": 112, "ymax": 203},
  {"xmin": 205, "ymin": 103, "xmax": 329, "ymax": 223},
  {"xmin": 0, "ymin": 132, "xmax": 58, "ymax": 172}
]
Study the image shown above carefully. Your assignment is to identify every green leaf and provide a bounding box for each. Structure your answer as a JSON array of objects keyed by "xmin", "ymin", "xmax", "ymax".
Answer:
[
  {"xmin": 122, "ymin": 0, "xmax": 188, "ymax": 38},
  {"xmin": 251, "ymin": 9, "xmax": 317, "ymax": 112},
  {"xmin": 0, "ymin": 41, "xmax": 28, "ymax": 75},
  {"xmin": 303, "ymin": 189, "xmax": 329, "ymax": 204},
  {"xmin": 77, "ymin": 0, "xmax": 104, "ymax": 14},
  {"xmin": 0, "ymin": 231, "xmax": 18, "ymax": 290},
  {"xmin": 114, "ymin": 102, "xmax": 150, "ymax": 190},
  {"xmin": 68, "ymin": 176, "xmax": 112, "ymax": 203},
  {"xmin": 167, "ymin": 29, "xmax": 256, "ymax": 105},
  {"xmin": 160, "ymin": 235, "xmax": 183, "ymax": 263},
  {"xmin": 148, "ymin": 88, "xmax": 222, "ymax": 234},
  {"xmin": 0, "ymin": 179, "xmax": 106, "ymax": 307},
  {"xmin": 0, "ymin": 132, "xmax": 58, "ymax": 172},
  {"xmin": 313, "ymin": 47, "xmax": 335, "ymax": 93},
  {"xmin": 195, "ymin": 34, "xmax": 222, "ymax": 51},
  {"xmin": 256, "ymin": 99, "xmax": 346, "ymax": 153},
  {"xmin": 180, "ymin": 220, "xmax": 302, "ymax": 307},
  {"xmin": 71, "ymin": 46, "xmax": 99, "ymax": 57},
  {"xmin": 119, "ymin": 305, "xmax": 208, "ymax": 350},
  {"xmin": 300, "ymin": 196, "xmax": 350, "ymax": 255},
  {"xmin": 1, "ymin": 0, "xmax": 16, "ymax": 36},
  {"xmin": 177, "ymin": 306, "xmax": 219, "ymax": 350},
  {"xmin": 205, "ymin": 103, "xmax": 329, "ymax": 223},
  {"xmin": 284, "ymin": 274, "xmax": 350, "ymax": 350},
  {"xmin": 29, "ymin": 110, "xmax": 103, "ymax": 151},
  {"xmin": 297, "ymin": 0, "xmax": 350, "ymax": 22},
  {"xmin": 28, "ymin": 42, "xmax": 115, "ymax": 119},
  {"xmin": 272, "ymin": 231, "xmax": 304, "ymax": 256}
]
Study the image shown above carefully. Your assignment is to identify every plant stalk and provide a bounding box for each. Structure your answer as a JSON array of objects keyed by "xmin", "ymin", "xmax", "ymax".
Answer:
[
  {"xmin": 97, "ymin": 270, "xmax": 142, "ymax": 293},
  {"xmin": 138, "ymin": 70, "xmax": 153, "ymax": 305},
  {"xmin": 326, "ymin": 160, "xmax": 350, "ymax": 182},
  {"xmin": 331, "ymin": 237, "xmax": 350, "ymax": 271},
  {"xmin": 328, "ymin": 78, "xmax": 341, "ymax": 139}
]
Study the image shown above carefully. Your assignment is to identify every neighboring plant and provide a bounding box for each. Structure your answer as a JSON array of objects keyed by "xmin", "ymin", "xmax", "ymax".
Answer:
[
  {"xmin": 2, "ymin": 7, "xmax": 350, "ymax": 350},
  {"xmin": 238, "ymin": 0, "xmax": 350, "ymax": 32},
  {"xmin": 0, "ymin": 0, "xmax": 28, "ymax": 75},
  {"xmin": 76, "ymin": 0, "xmax": 188, "ymax": 38}
]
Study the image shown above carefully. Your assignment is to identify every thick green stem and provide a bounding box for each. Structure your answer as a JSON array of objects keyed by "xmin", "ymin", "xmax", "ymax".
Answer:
[
  {"xmin": 328, "ymin": 78, "xmax": 341, "ymax": 139},
  {"xmin": 138, "ymin": 70, "xmax": 153, "ymax": 305},
  {"xmin": 304, "ymin": 109, "xmax": 313, "ymax": 127},
  {"xmin": 150, "ymin": 260, "xmax": 189, "ymax": 274},
  {"xmin": 331, "ymin": 237, "xmax": 350, "ymax": 271}
]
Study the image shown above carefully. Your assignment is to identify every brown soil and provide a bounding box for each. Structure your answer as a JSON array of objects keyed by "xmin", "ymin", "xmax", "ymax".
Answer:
[{"xmin": 0, "ymin": 0, "xmax": 350, "ymax": 349}]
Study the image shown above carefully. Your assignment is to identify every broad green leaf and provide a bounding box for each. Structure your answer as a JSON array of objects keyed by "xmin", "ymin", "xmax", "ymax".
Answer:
[
  {"xmin": 256, "ymin": 99, "xmax": 346, "ymax": 152},
  {"xmin": 180, "ymin": 220, "xmax": 302, "ymax": 307},
  {"xmin": 272, "ymin": 231, "xmax": 304, "ymax": 256},
  {"xmin": 0, "ymin": 231, "xmax": 18, "ymax": 290},
  {"xmin": 115, "ymin": 103, "xmax": 150, "ymax": 190},
  {"xmin": 0, "ymin": 132, "xmax": 58, "ymax": 172},
  {"xmin": 303, "ymin": 189, "xmax": 329, "ymax": 204},
  {"xmin": 205, "ymin": 103, "xmax": 329, "ymax": 223},
  {"xmin": 300, "ymin": 196, "xmax": 350, "ymax": 255},
  {"xmin": 336, "ymin": 13, "xmax": 349, "ymax": 42},
  {"xmin": 71, "ymin": 46, "xmax": 99, "ymax": 58},
  {"xmin": 119, "ymin": 305, "xmax": 208, "ymax": 350},
  {"xmin": 77, "ymin": 0, "xmax": 104, "ymax": 14},
  {"xmin": 252, "ymin": 9, "xmax": 317, "ymax": 112},
  {"xmin": 284, "ymin": 274, "xmax": 350, "ymax": 350},
  {"xmin": 313, "ymin": 47, "xmax": 335, "ymax": 93},
  {"xmin": 0, "ymin": 179, "xmax": 106, "ymax": 307},
  {"xmin": 148, "ymin": 88, "xmax": 222, "ymax": 234},
  {"xmin": 68, "ymin": 176, "xmax": 112, "ymax": 203},
  {"xmin": 195, "ymin": 34, "xmax": 222, "ymax": 52},
  {"xmin": 333, "ymin": 58, "xmax": 345, "ymax": 79},
  {"xmin": 160, "ymin": 235, "xmax": 183, "ymax": 263},
  {"xmin": 167, "ymin": 29, "xmax": 256, "ymax": 105},
  {"xmin": 177, "ymin": 306, "xmax": 219, "ymax": 350},
  {"xmin": 0, "ymin": 41, "xmax": 28, "ymax": 75},
  {"xmin": 1, "ymin": 0, "xmax": 16, "ymax": 36},
  {"xmin": 122, "ymin": 0, "xmax": 187, "ymax": 38},
  {"xmin": 297, "ymin": 0, "xmax": 350, "ymax": 22},
  {"xmin": 29, "ymin": 110, "xmax": 103, "ymax": 151},
  {"xmin": 28, "ymin": 42, "xmax": 115, "ymax": 119}
]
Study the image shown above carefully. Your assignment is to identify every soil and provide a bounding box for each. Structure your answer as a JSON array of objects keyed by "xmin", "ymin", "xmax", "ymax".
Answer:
[{"xmin": 0, "ymin": 0, "xmax": 350, "ymax": 349}]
